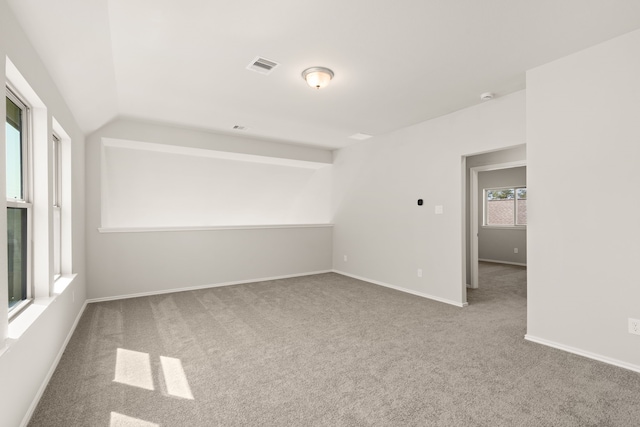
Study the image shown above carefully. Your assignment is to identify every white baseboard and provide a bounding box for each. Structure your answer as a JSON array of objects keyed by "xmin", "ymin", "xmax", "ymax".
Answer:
[
  {"xmin": 86, "ymin": 270, "xmax": 334, "ymax": 303},
  {"xmin": 479, "ymin": 258, "xmax": 527, "ymax": 267},
  {"xmin": 332, "ymin": 270, "xmax": 467, "ymax": 308},
  {"xmin": 20, "ymin": 300, "xmax": 88, "ymax": 427},
  {"xmin": 524, "ymin": 334, "xmax": 640, "ymax": 374}
]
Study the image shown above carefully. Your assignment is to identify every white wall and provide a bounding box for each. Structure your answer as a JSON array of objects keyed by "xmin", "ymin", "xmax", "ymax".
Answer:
[
  {"xmin": 101, "ymin": 139, "xmax": 331, "ymax": 229},
  {"xmin": 332, "ymin": 91, "xmax": 526, "ymax": 306},
  {"xmin": 478, "ymin": 167, "xmax": 527, "ymax": 265},
  {"xmin": 86, "ymin": 119, "xmax": 333, "ymax": 300},
  {"xmin": 0, "ymin": 1, "xmax": 86, "ymax": 426},
  {"xmin": 88, "ymin": 226, "xmax": 333, "ymax": 300},
  {"xmin": 527, "ymin": 29, "xmax": 640, "ymax": 369}
]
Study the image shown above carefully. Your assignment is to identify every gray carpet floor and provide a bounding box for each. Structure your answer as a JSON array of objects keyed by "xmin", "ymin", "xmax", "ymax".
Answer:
[{"xmin": 29, "ymin": 263, "xmax": 640, "ymax": 426}]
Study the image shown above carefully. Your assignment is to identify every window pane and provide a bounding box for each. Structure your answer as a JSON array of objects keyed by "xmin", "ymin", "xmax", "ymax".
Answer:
[
  {"xmin": 53, "ymin": 135, "xmax": 60, "ymax": 207},
  {"xmin": 53, "ymin": 207, "xmax": 61, "ymax": 276},
  {"xmin": 517, "ymin": 188, "xmax": 527, "ymax": 199},
  {"xmin": 6, "ymin": 95, "xmax": 21, "ymax": 128},
  {"xmin": 486, "ymin": 198, "xmax": 515, "ymax": 225},
  {"xmin": 8, "ymin": 207, "xmax": 27, "ymax": 308},
  {"xmin": 517, "ymin": 199, "xmax": 527, "ymax": 225},
  {"xmin": 516, "ymin": 188, "xmax": 527, "ymax": 225},
  {"xmin": 487, "ymin": 189, "xmax": 514, "ymax": 200},
  {"xmin": 6, "ymin": 97, "xmax": 23, "ymax": 200}
]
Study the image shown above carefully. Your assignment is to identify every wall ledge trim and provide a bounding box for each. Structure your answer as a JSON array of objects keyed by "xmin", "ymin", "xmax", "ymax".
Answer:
[
  {"xmin": 102, "ymin": 137, "xmax": 332, "ymax": 168},
  {"xmin": 87, "ymin": 270, "xmax": 333, "ymax": 302},
  {"xmin": 332, "ymin": 270, "xmax": 468, "ymax": 308},
  {"xmin": 524, "ymin": 334, "xmax": 640, "ymax": 374},
  {"xmin": 98, "ymin": 224, "xmax": 334, "ymax": 233},
  {"xmin": 478, "ymin": 259, "xmax": 527, "ymax": 267}
]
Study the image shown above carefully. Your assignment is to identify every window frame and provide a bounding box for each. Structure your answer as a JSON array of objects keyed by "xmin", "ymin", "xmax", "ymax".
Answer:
[
  {"xmin": 52, "ymin": 133, "xmax": 61, "ymax": 279},
  {"xmin": 6, "ymin": 86, "xmax": 33, "ymax": 318},
  {"xmin": 483, "ymin": 185, "xmax": 527, "ymax": 229}
]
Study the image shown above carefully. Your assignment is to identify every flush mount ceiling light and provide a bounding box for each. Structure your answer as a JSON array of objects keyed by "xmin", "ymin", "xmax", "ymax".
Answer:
[{"xmin": 302, "ymin": 67, "xmax": 334, "ymax": 89}]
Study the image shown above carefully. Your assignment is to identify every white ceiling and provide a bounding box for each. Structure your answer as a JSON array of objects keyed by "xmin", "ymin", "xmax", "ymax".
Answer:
[{"xmin": 7, "ymin": 0, "xmax": 640, "ymax": 149}]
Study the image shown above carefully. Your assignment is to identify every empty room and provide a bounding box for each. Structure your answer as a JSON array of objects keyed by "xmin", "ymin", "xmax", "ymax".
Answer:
[{"xmin": 1, "ymin": 1, "xmax": 640, "ymax": 426}]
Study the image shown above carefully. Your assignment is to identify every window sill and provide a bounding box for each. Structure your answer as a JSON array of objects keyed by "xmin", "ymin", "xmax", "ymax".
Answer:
[
  {"xmin": 7, "ymin": 302, "xmax": 47, "ymax": 340},
  {"xmin": 7, "ymin": 274, "xmax": 77, "ymax": 341},
  {"xmin": 7, "ymin": 299, "xmax": 33, "ymax": 322},
  {"xmin": 98, "ymin": 224, "xmax": 335, "ymax": 233},
  {"xmin": 54, "ymin": 273, "xmax": 77, "ymax": 294},
  {"xmin": 481, "ymin": 225, "xmax": 526, "ymax": 231}
]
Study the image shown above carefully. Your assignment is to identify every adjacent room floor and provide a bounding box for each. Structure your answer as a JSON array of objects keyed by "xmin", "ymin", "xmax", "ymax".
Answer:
[
  {"xmin": 30, "ymin": 267, "xmax": 640, "ymax": 426},
  {"xmin": 472, "ymin": 260, "xmax": 527, "ymax": 304}
]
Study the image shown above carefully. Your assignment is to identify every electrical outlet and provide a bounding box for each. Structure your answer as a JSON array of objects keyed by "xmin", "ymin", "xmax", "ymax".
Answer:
[
  {"xmin": 629, "ymin": 318, "xmax": 640, "ymax": 335},
  {"xmin": 514, "ymin": 248, "xmax": 519, "ymax": 254},
  {"xmin": 417, "ymin": 269, "xmax": 422, "ymax": 278},
  {"xmin": 343, "ymin": 255, "xmax": 347, "ymax": 262}
]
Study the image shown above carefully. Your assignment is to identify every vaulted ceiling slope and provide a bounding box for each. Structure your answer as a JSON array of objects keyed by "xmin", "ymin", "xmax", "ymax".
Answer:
[{"xmin": 7, "ymin": 0, "xmax": 640, "ymax": 149}]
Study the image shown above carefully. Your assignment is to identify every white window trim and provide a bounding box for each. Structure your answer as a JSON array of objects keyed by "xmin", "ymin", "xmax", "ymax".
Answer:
[
  {"xmin": 52, "ymin": 133, "xmax": 62, "ymax": 280},
  {"xmin": 52, "ymin": 117, "xmax": 73, "ymax": 278},
  {"xmin": 482, "ymin": 225, "xmax": 527, "ymax": 230},
  {"xmin": 52, "ymin": 133, "xmax": 61, "ymax": 208},
  {"xmin": 6, "ymin": 86, "xmax": 31, "ymax": 203},
  {"xmin": 6, "ymin": 86, "xmax": 34, "ymax": 316},
  {"xmin": 483, "ymin": 185, "xmax": 527, "ymax": 228}
]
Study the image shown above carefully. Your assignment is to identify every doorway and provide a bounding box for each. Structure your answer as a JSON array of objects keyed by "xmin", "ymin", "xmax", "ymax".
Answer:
[
  {"xmin": 461, "ymin": 145, "xmax": 526, "ymax": 305},
  {"xmin": 469, "ymin": 161, "xmax": 526, "ymax": 288}
]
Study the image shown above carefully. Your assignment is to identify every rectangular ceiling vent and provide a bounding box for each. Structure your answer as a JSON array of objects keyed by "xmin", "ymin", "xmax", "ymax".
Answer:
[
  {"xmin": 349, "ymin": 133, "xmax": 373, "ymax": 141},
  {"xmin": 246, "ymin": 56, "xmax": 279, "ymax": 75}
]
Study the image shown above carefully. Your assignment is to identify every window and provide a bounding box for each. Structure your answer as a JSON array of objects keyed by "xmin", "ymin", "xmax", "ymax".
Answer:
[
  {"xmin": 484, "ymin": 186, "xmax": 527, "ymax": 226},
  {"xmin": 52, "ymin": 133, "xmax": 61, "ymax": 278},
  {"xmin": 6, "ymin": 88, "xmax": 32, "ymax": 312}
]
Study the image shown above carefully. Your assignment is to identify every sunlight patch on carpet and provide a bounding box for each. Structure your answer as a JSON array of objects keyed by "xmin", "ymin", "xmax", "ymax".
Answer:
[
  {"xmin": 110, "ymin": 412, "xmax": 159, "ymax": 427},
  {"xmin": 160, "ymin": 355, "xmax": 194, "ymax": 400},
  {"xmin": 114, "ymin": 348, "xmax": 154, "ymax": 391}
]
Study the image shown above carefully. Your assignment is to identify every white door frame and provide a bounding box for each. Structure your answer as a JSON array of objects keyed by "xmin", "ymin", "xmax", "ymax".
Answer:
[{"xmin": 469, "ymin": 160, "xmax": 526, "ymax": 288}]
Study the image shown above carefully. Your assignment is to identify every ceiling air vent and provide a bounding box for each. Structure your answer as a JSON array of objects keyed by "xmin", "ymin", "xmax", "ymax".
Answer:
[
  {"xmin": 349, "ymin": 133, "xmax": 373, "ymax": 141},
  {"xmin": 246, "ymin": 56, "xmax": 279, "ymax": 75}
]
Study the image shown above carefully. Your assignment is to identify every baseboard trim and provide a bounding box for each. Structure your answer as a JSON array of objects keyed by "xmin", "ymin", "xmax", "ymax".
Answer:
[
  {"xmin": 479, "ymin": 258, "xmax": 527, "ymax": 267},
  {"xmin": 524, "ymin": 334, "xmax": 640, "ymax": 374},
  {"xmin": 86, "ymin": 270, "xmax": 334, "ymax": 303},
  {"xmin": 20, "ymin": 300, "xmax": 88, "ymax": 427},
  {"xmin": 333, "ymin": 270, "xmax": 467, "ymax": 308}
]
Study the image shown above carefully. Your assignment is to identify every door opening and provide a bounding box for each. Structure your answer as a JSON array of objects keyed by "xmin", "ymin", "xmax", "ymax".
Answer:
[{"xmin": 469, "ymin": 161, "xmax": 526, "ymax": 288}]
